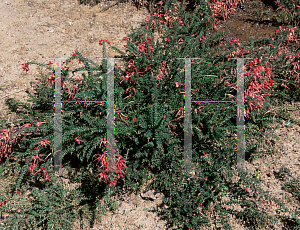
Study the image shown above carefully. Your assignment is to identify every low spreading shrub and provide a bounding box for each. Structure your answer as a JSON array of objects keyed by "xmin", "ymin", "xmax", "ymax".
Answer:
[{"xmin": 0, "ymin": 0, "xmax": 299, "ymax": 229}]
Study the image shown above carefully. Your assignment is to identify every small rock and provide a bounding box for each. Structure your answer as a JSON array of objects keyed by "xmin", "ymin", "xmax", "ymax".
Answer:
[{"xmin": 140, "ymin": 190, "xmax": 157, "ymax": 200}]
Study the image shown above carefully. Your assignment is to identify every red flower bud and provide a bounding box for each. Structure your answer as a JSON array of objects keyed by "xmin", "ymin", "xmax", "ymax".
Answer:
[{"xmin": 133, "ymin": 118, "xmax": 136, "ymax": 123}]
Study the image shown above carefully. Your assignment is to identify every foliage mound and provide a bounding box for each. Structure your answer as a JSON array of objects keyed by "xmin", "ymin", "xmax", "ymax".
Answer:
[{"xmin": 0, "ymin": 0, "xmax": 300, "ymax": 229}]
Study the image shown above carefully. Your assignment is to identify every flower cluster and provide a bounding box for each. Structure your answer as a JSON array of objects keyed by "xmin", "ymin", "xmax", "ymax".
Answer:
[
  {"xmin": 207, "ymin": 0, "xmax": 244, "ymax": 23},
  {"xmin": 19, "ymin": 60, "xmax": 32, "ymax": 75},
  {"xmin": 243, "ymin": 57, "xmax": 276, "ymax": 120},
  {"xmin": 94, "ymin": 138, "xmax": 128, "ymax": 187},
  {"xmin": 27, "ymin": 154, "xmax": 51, "ymax": 182},
  {"xmin": 142, "ymin": 1, "xmax": 182, "ymax": 31},
  {"xmin": 0, "ymin": 121, "xmax": 52, "ymax": 182},
  {"xmin": 99, "ymin": 38, "xmax": 113, "ymax": 45},
  {"xmin": 0, "ymin": 123, "xmax": 31, "ymax": 161}
]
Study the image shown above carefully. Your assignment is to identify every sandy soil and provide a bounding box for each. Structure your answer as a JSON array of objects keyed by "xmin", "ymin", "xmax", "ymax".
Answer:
[{"xmin": 0, "ymin": 0, "xmax": 151, "ymax": 120}]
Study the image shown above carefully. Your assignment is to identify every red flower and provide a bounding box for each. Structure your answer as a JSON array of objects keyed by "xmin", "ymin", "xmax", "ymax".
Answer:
[
  {"xmin": 137, "ymin": 42, "xmax": 146, "ymax": 52},
  {"xmin": 200, "ymin": 35, "xmax": 206, "ymax": 41},
  {"xmin": 133, "ymin": 118, "xmax": 136, "ymax": 123},
  {"xmin": 99, "ymin": 39, "xmax": 113, "ymax": 45},
  {"xmin": 37, "ymin": 139, "xmax": 50, "ymax": 148},
  {"xmin": 20, "ymin": 60, "xmax": 31, "ymax": 74},
  {"xmin": 45, "ymin": 174, "xmax": 51, "ymax": 182},
  {"xmin": 109, "ymin": 178, "xmax": 117, "ymax": 187},
  {"xmin": 75, "ymin": 135, "xmax": 84, "ymax": 144}
]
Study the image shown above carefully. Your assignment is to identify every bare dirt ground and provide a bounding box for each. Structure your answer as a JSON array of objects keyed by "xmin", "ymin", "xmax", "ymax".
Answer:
[
  {"xmin": 0, "ymin": 0, "xmax": 300, "ymax": 229},
  {"xmin": 0, "ymin": 0, "xmax": 152, "ymax": 119}
]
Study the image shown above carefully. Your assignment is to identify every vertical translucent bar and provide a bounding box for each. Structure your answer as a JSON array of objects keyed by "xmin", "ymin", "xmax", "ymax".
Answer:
[
  {"xmin": 106, "ymin": 58, "xmax": 116, "ymax": 172},
  {"xmin": 184, "ymin": 58, "xmax": 194, "ymax": 173},
  {"xmin": 229, "ymin": 58, "xmax": 252, "ymax": 174},
  {"xmin": 54, "ymin": 58, "xmax": 62, "ymax": 173},
  {"xmin": 236, "ymin": 58, "xmax": 246, "ymax": 173}
]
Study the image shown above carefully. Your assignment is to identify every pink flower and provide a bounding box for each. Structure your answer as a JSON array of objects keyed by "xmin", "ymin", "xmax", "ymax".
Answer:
[
  {"xmin": 109, "ymin": 179, "xmax": 117, "ymax": 187},
  {"xmin": 20, "ymin": 60, "xmax": 31, "ymax": 74},
  {"xmin": 23, "ymin": 123, "xmax": 31, "ymax": 129},
  {"xmin": 99, "ymin": 39, "xmax": 113, "ymax": 45},
  {"xmin": 75, "ymin": 135, "xmax": 84, "ymax": 144},
  {"xmin": 137, "ymin": 42, "xmax": 146, "ymax": 52},
  {"xmin": 200, "ymin": 35, "xmax": 206, "ymax": 41},
  {"xmin": 45, "ymin": 175, "xmax": 51, "ymax": 182},
  {"xmin": 37, "ymin": 139, "xmax": 50, "ymax": 148}
]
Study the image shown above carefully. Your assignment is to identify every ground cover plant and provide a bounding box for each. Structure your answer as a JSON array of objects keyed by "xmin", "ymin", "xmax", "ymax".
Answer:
[{"xmin": 0, "ymin": 0, "xmax": 300, "ymax": 229}]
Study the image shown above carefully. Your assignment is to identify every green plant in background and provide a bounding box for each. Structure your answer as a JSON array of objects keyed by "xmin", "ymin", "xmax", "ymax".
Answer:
[
  {"xmin": 0, "ymin": 180, "xmax": 79, "ymax": 229},
  {"xmin": 253, "ymin": 170, "xmax": 262, "ymax": 179}
]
